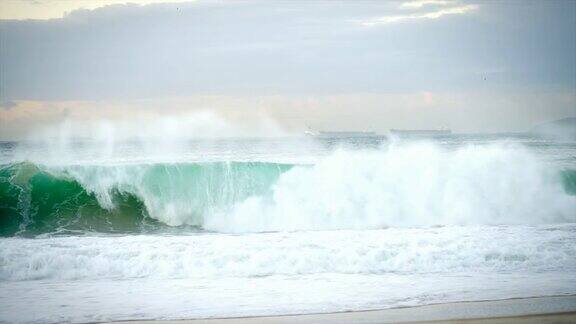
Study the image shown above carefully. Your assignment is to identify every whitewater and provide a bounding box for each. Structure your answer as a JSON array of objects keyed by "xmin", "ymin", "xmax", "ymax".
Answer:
[{"xmin": 1, "ymin": 135, "xmax": 575, "ymax": 323}]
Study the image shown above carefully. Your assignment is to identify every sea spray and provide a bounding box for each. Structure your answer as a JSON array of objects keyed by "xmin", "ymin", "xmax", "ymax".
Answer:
[{"xmin": 17, "ymin": 112, "xmax": 289, "ymax": 165}]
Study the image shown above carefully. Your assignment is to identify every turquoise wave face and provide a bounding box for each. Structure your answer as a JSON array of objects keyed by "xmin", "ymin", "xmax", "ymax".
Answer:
[
  {"xmin": 0, "ymin": 162, "xmax": 163, "ymax": 236},
  {"xmin": 0, "ymin": 162, "xmax": 293, "ymax": 236},
  {"xmin": 562, "ymin": 169, "xmax": 576, "ymax": 195}
]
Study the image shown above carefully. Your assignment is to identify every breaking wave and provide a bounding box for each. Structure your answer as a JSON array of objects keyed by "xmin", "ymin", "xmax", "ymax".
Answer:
[{"xmin": 1, "ymin": 143, "xmax": 575, "ymax": 236}]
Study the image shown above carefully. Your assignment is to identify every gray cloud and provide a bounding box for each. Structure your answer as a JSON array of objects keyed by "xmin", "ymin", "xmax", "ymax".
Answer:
[{"xmin": 0, "ymin": 0, "xmax": 574, "ymax": 101}]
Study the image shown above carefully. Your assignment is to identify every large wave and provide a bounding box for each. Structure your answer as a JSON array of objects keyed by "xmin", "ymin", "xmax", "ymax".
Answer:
[{"xmin": 1, "ymin": 143, "xmax": 575, "ymax": 236}]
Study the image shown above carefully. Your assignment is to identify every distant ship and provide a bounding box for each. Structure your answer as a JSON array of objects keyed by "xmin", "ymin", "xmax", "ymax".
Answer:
[
  {"xmin": 389, "ymin": 129, "xmax": 452, "ymax": 137},
  {"xmin": 305, "ymin": 130, "xmax": 377, "ymax": 138}
]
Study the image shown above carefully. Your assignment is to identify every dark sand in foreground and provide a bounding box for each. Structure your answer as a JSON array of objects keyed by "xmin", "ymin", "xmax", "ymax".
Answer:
[{"xmin": 112, "ymin": 295, "xmax": 576, "ymax": 323}]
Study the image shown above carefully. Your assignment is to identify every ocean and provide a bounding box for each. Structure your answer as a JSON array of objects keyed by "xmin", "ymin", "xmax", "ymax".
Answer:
[{"xmin": 1, "ymin": 134, "xmax": 575, "ymax": 323}]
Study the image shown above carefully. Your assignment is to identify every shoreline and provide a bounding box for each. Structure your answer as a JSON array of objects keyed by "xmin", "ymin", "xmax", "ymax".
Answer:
[{"xmin": 111, "ymin": 295, "xmax": 576, "ymax": 323}]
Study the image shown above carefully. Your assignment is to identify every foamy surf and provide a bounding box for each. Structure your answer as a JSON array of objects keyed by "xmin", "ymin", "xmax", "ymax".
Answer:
[{"xmin": 1, "ymin": 225, "xmax": 575, "ymax": 281}]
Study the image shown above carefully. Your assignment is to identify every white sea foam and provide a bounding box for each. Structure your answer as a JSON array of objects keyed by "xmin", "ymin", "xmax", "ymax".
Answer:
[{"xmin": 1, "ymin": 225, "xmax": 575, "ymax": 281}]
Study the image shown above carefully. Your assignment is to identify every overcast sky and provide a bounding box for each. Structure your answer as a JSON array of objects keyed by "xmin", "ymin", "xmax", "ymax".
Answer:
[{"xmin": 0, "ymin": 0, "xmax": 575, "ymax": 139}]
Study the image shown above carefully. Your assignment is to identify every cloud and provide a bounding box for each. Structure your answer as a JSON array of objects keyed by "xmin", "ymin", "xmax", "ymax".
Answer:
[
  {"xmin": 0, "ymin": 0, "xmax": 574, "ymax": 103},
  {"xmin": 0, "ymin": 0, "xmax": 196, "ymax": 20},
  {"xmin": 363, "ymin": 4, "xmax": 479, "ymax": 26},
  {"xmin": 400, "ymin": 0, "xmax": 451, "ymax": 9}
]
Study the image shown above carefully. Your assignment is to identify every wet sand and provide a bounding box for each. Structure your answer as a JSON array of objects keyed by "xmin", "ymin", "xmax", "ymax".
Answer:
[{"xmin": 112, "ymin": 295, "xmax": 576, "ymax": 323}]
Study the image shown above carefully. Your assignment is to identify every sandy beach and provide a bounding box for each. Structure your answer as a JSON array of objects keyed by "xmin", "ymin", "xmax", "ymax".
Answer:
[{"xmin": 111, "ymin": 295, "xmax": 576, "ymax": 323}]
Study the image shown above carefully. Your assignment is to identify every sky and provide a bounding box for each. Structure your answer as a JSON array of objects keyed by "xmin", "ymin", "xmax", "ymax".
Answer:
[{"xmin": 0, "ymin": 0, "xmax": 575, "ymax": 139}]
